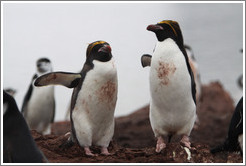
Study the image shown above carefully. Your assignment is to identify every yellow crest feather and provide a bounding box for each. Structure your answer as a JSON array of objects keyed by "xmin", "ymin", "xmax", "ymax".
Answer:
[
  {"xmin": 158, "ymin": 20, "xmax": 178, "ymax": 37},
  {"xmin": 87, "ymin": 41, "xmax": 106, "ymax": 56}
]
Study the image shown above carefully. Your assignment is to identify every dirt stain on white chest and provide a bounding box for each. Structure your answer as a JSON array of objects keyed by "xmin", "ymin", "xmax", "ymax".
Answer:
[
  {"xmin": 157, "ymin": 61, "xmax": 176, "ymax": 85},
  {"xmin": 97, "ymin": 81, "xmax": 117, "ymax": 104}
]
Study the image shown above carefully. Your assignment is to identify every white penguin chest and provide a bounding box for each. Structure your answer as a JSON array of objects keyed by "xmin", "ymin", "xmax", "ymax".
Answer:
[
  {"xmin": 28, "ymin": 85, "xmax": 54, "ymax": 111},
  {"xmin": 73, "ymin": 59, "xmax": 118, "ymax": 124},
  {"xmin": 26, "ymin": 85, "xmax": 54, "ymax": 123},
  {"xmin": 150, "ymin": 39, "xmax": 193, "ymax": 106},
  {"xmin": 149, "ymin": 39, "xmax": 196, "ymax": 135}
]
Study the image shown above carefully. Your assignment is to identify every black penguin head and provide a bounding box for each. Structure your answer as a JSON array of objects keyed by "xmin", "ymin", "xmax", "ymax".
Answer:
[
  {"xmin": 36, "ymin": 58, "xmax": 52, "ymax": 73},
  {"xmin": 86, "ymin": 41, "xmax": 112, "ymax": 63},
  {"xmin": 147, "ymin": 20, "xmax": 184, "ymax": 46}
]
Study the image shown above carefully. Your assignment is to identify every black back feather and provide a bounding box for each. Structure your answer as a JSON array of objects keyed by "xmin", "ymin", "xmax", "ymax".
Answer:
[{"xmin": 3, "ymin": 91, "xmax": 47, "ymax": 163}]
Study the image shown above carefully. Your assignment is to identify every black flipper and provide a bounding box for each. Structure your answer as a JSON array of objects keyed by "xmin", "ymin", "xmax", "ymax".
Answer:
[
  {"xmin": 4, "ymin": 91, "xmax": 47, "ymax": 163},
  {"xmin": 34, "ymin": 72, "xmax": 81, "ymax": 88},
  {"xmin": 141, "ymin": 54, "xmax": 152, "ymax": 68}
]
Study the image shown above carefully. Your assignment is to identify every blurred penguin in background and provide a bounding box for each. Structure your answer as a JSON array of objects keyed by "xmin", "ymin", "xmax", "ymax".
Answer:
[
  {"xmin": 237, "ymin": 74, "xmax": 243, "ymax": 89},
  {"xmin": 4, "ymin": 88, "xmax": 17, "ymax": 97},
  {"xmin": 21, "ymin": 58, "xmax": 55, "ymax": 135},
  {"xmin": 184, "ymin": 44, "xmax": 202, "ymax": 102},
  {"xmin": 3, "ymin": 91, "xmax": 48, "ymax": 163},
  {"xmin": 237, "ymin": 49, "xmax": 243, "ymax": 89},
  {"xmin": 184, "ymin": 44, "xmax": 202, "ymax": 129}
]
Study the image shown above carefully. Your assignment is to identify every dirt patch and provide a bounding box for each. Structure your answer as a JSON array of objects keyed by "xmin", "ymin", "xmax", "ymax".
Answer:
[
  {"xmin": 98, "ymin": 81, "xmax": 117, "ymax": 104},
  {"xmin": 157, "ymin": 61, "xmax": 176, "ymax": 85},
  {"xmin": 33, "ymin": 81, "xmax": 242, "ymax": 163}
]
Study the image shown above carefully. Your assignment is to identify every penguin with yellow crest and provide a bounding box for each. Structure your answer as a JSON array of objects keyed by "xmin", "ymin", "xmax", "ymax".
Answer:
[
  {"xmin": 35, "ymin": 41, "xmax": 118, "ymax": 156},
  {"xmin": 141, "ymin": 20, "xmax": 197, "ymax": 153}
]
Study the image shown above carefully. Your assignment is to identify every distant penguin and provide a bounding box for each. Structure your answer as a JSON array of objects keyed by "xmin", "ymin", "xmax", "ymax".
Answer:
[
  {"xmin": 184, "ymin": 45, "xmax": 202, "ymax": 129},
  {"xmin": 211, "ymin": 97, "xmax": 243, "ymax": 155},
  {"xmin": 4, "ymin": 88, "xmax": 17, "ymax": 97},
  {"xmin": 21, "ymin": 58, "xmax": 55, "ymax": 134},
  {"xmin": 237, "ymin": 49, "xmax": 243, "ymax": 89},
  {"xmin": 141, "ymin": 20, "xmax": 197, "ymax": 153},
  {"xmin": 184, "ymin": 44, "xmax": 202, "ymax": 102},
  {"xmin": 3, "ymin": 91, "xmax": 47, "ymax": 163},
  {"xmin": 237, "ymin": 74, "xmax": 243, "ymax": 89},
  {"xmin": 34, "ymin": 41, "xmax": 118, "ymax": 156}
]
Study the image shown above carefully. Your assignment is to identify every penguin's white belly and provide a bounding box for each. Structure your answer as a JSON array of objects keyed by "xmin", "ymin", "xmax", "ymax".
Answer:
[
  {"xmin": 149, "ymin": 39, "xmax": 196, "ymax": 136},
  {"xmin": 26, "ymin": 86, "xmax": 54, "ymax": 132},
  {"xmin": 72, "ymin": 59, "xmax": 117, "ymax": 147}
]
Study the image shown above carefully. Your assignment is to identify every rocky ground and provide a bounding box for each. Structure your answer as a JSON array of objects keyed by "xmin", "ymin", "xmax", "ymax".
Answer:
[{"xmin": 32, "ymin": 82, "xmax": 243, "ymax": 163}]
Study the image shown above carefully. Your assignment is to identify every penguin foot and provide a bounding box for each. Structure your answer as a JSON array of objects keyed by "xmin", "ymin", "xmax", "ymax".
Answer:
[
  {"xmin": 156, "ymin": 136, "xmax": 166, "ymax": 153},
  {"xmin": 84, "ymin": 147, "xmax": 97, "ymax": 157},
  {"xmin": 180, "ymin": 135, "xmax": 192, "ymax": 149},
  {"xmin": 101, "ymin": 147, "xmax": 111, "ymax": 155}
]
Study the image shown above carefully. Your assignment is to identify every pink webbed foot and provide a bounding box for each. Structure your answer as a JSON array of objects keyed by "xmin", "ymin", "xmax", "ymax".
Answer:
[
  {"xmin": 101, "ymin": 147, "xmax": 111, "ymax": 155},
  {"xmin": 156, "ymin": 136, "xmax": 166, "ymax": 153},
  {"xmin": 84, "ymin": 147, "xmax": 97, "ymax": 156},
  {"xmin": 180, "ymin": 135, "xmax": 192, "ymax": 149}
]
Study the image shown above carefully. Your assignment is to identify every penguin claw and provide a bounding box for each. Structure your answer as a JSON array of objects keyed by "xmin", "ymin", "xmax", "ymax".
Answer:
[
  {"xmin": 155, "ymin": 136, "xmax": 166, "ymax": 153},
  {"xmin": 85, "ymin": 152, "xmax": 97, "ymax": 157},
  {"xmin": 101, "ymin": 152, "xmax": 112, "ymax": 156},
  {"xmin": 156, "ymin": 143, "xmax": 166, "ymax": 153},
  {"xmin": 180, "ymin": 141, "xmax": 191, "ymax": 149},
  {"xmin": 101, "ymin": 147, "xmax": 111, "ymax": 155},
  {"xmin": 180, "ymin": 135, "xmax": 192, "ymax": 149},
  {"xmin": 84, "ymin": 147, "xmax": 97, "ymax": 157}
]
